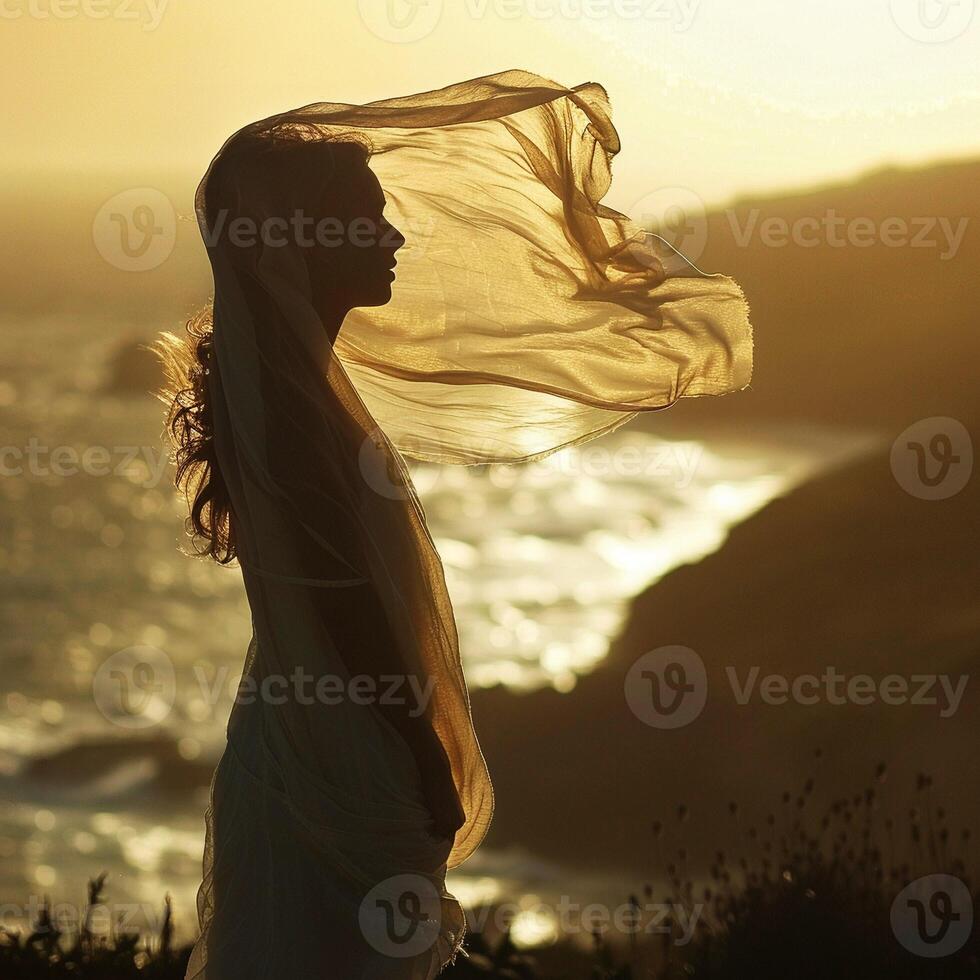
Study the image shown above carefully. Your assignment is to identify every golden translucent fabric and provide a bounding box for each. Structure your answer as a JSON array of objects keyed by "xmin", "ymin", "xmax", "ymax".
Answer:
[
  {"xmin": 311, "ymin": 71, "xmax": 752, "ymax": 462},
  {"xmin": 185, "ymin": 70, "xmax": 751, "ymax": 980}
]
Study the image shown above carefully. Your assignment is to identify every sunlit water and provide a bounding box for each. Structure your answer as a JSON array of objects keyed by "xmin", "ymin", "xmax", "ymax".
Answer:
[{"xmin": 0, "ymin": 318, "xmax": 875, "ymax": 942}]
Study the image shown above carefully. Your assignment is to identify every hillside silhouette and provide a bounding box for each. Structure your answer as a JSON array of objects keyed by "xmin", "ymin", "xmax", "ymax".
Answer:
[
  {"xmin": 472, "ymin": 158, "xmax": 980, "ymax": 871},
  {"xmin": 662, "ymin": 156, "xmax": 978, "ymax": 432}
]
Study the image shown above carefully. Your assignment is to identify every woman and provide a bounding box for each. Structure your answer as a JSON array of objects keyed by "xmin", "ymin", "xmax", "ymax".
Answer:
[{"xmin": 159, "ymin": 71, "xmax": 751, "ymax": 979}]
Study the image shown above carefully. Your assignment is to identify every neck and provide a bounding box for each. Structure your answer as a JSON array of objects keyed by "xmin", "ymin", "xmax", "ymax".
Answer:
[{"xmin": 310, "ymin": 279, "xmax": 350, "ymax": 344}]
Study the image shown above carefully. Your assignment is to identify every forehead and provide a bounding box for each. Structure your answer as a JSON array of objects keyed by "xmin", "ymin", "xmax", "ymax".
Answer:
[
  {"xmin": 312, "ymin": 146, "xmax": 384, "ymax": 210},
  {"xmin": 354, "ymin": 164, "xmax": 385, "ymax": 207}
]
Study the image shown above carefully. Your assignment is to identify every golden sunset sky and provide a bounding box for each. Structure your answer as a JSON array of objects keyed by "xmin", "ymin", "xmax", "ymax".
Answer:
[{"xmin": 2, "ymin": 0, "xmax": 978, "ymax": 207}]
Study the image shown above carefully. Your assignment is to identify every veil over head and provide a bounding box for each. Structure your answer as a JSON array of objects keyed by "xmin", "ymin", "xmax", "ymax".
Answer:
[{"xmin": 187, "ymin": 70, "xmax": 751, "ymax": 980}]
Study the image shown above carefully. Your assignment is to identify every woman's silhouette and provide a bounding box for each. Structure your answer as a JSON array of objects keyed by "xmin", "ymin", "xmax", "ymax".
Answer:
[{"xmin": 159, "ymin": 70, "xmax": 751, "ymax": 980}]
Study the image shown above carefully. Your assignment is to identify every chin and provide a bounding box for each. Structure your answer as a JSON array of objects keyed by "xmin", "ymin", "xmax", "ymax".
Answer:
[{"xmin": 357, "ymin": 283, "xmax": 394, "ymax": 308}]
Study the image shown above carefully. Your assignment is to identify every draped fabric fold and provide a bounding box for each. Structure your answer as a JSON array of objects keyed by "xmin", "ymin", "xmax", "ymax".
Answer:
[{"xmin": 184, "ymin": 70, "xmax": 751, "ymax": 980}]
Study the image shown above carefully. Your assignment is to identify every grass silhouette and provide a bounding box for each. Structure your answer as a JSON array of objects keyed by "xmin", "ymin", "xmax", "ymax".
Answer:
[{"xmin": 2, "ymin": 767, "xmax": 975, "ymax": 978}]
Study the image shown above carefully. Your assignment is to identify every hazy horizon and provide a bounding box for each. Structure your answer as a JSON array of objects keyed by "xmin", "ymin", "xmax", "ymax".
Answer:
[{"xmin": 3, "ymin": 148, "xmax": 978, "ymax": 217}]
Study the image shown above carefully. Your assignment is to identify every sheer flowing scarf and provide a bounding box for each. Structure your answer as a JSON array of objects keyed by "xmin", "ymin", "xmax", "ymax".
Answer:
[{"xmin": 186, "ymin": 70, "xmax": 751, "ymax": 979}]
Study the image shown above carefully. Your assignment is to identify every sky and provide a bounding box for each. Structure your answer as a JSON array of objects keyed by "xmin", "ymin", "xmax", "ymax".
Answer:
[{"xmin": 2, "ymin": 0, "xmax": 979, "ymax": 207}]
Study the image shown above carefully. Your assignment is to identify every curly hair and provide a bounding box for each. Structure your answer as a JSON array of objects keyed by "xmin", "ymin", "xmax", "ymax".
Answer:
[{"xmin": 155, "ymin": 306, "xmax": 235, "ymax": 563}]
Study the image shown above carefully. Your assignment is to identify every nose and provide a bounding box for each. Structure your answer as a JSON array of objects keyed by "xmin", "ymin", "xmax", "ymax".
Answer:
[{"xmin": 386, "ymin": 221, "xmax": 406, "ymax": 253}]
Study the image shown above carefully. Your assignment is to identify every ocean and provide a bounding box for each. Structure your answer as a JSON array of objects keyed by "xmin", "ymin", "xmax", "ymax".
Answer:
[{"xmin": 0, "ymin": 315, "xmax": 876, "ymax": 944}]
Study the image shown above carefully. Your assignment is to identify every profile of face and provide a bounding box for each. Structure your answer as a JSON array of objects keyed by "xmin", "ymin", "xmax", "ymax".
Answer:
[
  {"xmin": 303, "ymin": 153, "xmax": 405, "ymax": 316},
  {"xmin": 205, "ymin": 136, "xmax": 405, "ymax": 332}
]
